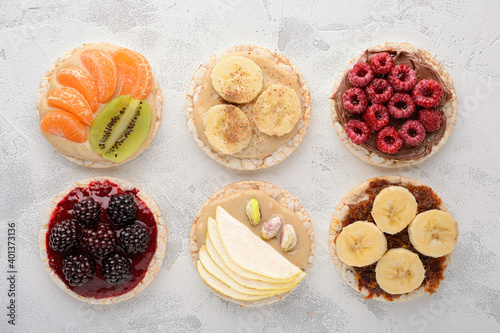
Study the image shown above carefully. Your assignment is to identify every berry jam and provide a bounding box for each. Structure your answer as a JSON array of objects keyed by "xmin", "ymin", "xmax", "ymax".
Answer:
[{"xmin": 46, "ymin": 180, "xmax": 158, "ymax": 299}]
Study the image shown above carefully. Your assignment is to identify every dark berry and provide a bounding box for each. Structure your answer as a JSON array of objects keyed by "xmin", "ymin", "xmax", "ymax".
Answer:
[
  {"xmin": 388, "ymin": 64, "xmax": 417, "ymax": 92},
  {"xmin": 362, "ymin": 104, "xmax": 390, "ymax": 132},
  {"xmin": 81, "ymin": 224, "xmax": 117, "ymax": 257},
  {"xmin": 342, "ymin": 88, "xmax": 368, "ymax": 114},
  {"xmin": 388, "ymin": 93, "xmax": 416, "ymax": 119},
  {"xmin": 72, "ymin": 197, "xmax": 101, "ymax": 228},
  {"xmin": 119, "ymin": 223, "xmax": 150, "ymax": 254},
  {"xmin": 417, "ymin": 108, "xmax": 443, "ymax": 132},
  {"xmin": 107, "ymin": 194, "xmax": 137, "ymax": 225},
  {"xmin": 62, "ymin": 254, "xmax": 95, "ymax": 287},
  {"xmin": 412, "ymin": 79, "xmax": 444, "ymax": 108},
  {"xmin": 348, "ymin": 62, "xmax": 375, "ymax": 87},
  {"xmin": 376, "ymin": 126, "xmax": 403, "ymax": 154},
  {"xmin": 370, "ymin": 52, "xmax": 394, "ymax": 75},
  {"xmin": 49, "ymin": 220, "xmax": 79, "ymax": 252},
  {"xmin": 399, "ymin": 120, "xmax": 426, "ymax": 146},
  {"xmin": 345, "ymin": 120, "xmax": 370, "ymax": 145},
  {"xmin": 365, "ymin": 78, "xmax": 394, "ymax": 104},
  {"xmin": 102, "ymin": 253, "xmax": 132, "ymax": 285}
]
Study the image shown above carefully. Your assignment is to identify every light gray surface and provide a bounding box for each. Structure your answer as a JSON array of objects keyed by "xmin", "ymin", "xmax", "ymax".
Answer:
[{"xmin": 1, "ymin": 0, "xmax": 499, "ymax": 332}]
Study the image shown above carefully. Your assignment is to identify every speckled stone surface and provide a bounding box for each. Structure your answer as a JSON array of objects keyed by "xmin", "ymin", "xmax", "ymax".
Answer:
[{"xmin": 1, "ymin": 0, "xmax": 499, "ymax": 332}]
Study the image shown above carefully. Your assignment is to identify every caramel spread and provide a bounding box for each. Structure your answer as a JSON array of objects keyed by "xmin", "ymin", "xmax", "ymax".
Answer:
[
  {"xmin": 333, "ymin": 50, "xmax": 452, "ymax": 161},
  {"xmin": 339, "ymin": 179, "xmax": 446, "ymax": 301},
  {"xmin": 39, "ymin": 44, "xmax": 158, "ymax": 162},
  {"xmin": 193, "ymin": 51, "xmax": 302, "ymax": 159},
  {"xmin": 195, "ymin": 189, "xmax": 311, "ymax": 270}
]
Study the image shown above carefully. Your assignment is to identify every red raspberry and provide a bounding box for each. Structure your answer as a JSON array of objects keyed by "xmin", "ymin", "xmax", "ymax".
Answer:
[
  {"xmin": 342, "ymin": 88, "xmax": 368, "ymax": 114},
  {"xmin": 388, "ymin": 64, "xmax": 417, "ymax": 92},
  {"xmin": 348, "ymin": 62, "xmax": 375, "ymax": 88},
  {"xmin": 399, "ymin": 120, "xmax": 426, "ymax": 146},
  {"xmin": 345, "ymin": 120, "xmax": 370, "ymax": 145},
  {"xmin": 417, "ymin": 108, "xmax": 443, "ymax": 132},
  {"xmin": 412, "ymin": 79, "xmax": 444, "ymax": 108},
  {"xmin": 365, "ymin": 79, "xmax": 394, "ymax": 104},
  {"xmin": 388, "ymin": 93, "xmax": 416, "ymax": 119},
  {"xmin": 362, "ymin": 104, "xmax": 390, "ymax": 132},
  {"xmin": 376, "ymin": 126, "xmax": 403, "ymax": 154},
  {"xmin": 370, "ymin": 52, "xmax": 394, "ymax": 75}
]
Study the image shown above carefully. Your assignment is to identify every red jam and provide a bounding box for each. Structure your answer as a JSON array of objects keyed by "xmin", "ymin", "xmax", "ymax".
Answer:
[{"xmin": 46, "ymin": 180, "xmax": 158, "ymax": 299}]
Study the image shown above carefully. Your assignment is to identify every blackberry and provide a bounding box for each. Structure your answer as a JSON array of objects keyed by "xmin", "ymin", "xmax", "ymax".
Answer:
[
  {"xmin": 49, "ymin": 220, "xmax": 79, "ymax": 252},
  {"xmin": 119, "ymin": 223, "xmax": 150, "ymax": 254},
  {"xmin": 107, "ymin": 194, "xmax": 137, "ymax": 225},
  {"xmin": 102, "ymin": 253, "xmax": 132, "ymax": 285},
  {"xmin": 72, "ymin": 197, "xmax": 102, "ymax": 227},
  {"xmin": 82, "ymin": 224, "xmax": 117, "ymax": 257},
  {"xmin": 62, "ymin": 254, "xmax": 95, "ymax": 287}
]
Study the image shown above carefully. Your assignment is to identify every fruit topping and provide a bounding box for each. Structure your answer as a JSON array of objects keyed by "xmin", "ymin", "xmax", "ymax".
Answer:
[
  {"xmin": 47, "ymin": 87, "xmax": 94, "ymax": 126},
  {"xmin": 376, "ymin": 126, "xmax": 403, "ymax": 154},
  {"xmin": 62, "ymin": 254, "xmax": 96, "ymax": 287},
  {"xmin": 417, "ymin": 108, "xmax": 443, "ymax": 132},
  {"xmin": 280, "ymin": 224, "xmax": 297, "ymax": 252},
  {"xmin": 261, "ymin": 216, "xmax": 282, "ymax": 240},
  {"xmin": 113, "ymin": 48, "xmax": 153, "ymax": 100},
  {"xmin": 388, "ymin": 64, "xmax": 417, "ymax": 92},
  {"xmin": 102, "ymin": 253, "xmax": 132, "ymax": 285},
  {"xmin": 412, "ymin": 79, "xmax": 444, "ymax": 108},
  {"xmin": 345, "ymin": 120, "xmax": 370, "ymax": 145},
  {"xmin": 348, "ymin": 62, "xmax": 374, "ymax": 88},
  {"xmin": 362, "ymin": 104, "xmax": 390, "ymax": 132},
  {"xmin": 107, "ymin": 194, "xmax": 137, "ymax": 225},
  {"xmin": 57, "ymin": 67, "xmax": 99, "ymax": 112},
  {"xmin": 399, "ymin": 120, "xmax": 426, "ymax": 146},
  {"xmin": 371, "ymin": 186, "xmax": 418, "ymax": 234},
  {"xmin": 365, "ymin": 79, "xmax": 394, "ymax": 104},
  {"xmin": 81, "ymin": 49, "xmax": 118, "ymax": 103},
  {"xmin": 72, "ymin": 197, "xmax": 102, "ymax": 228},
  {"xmin": 387, "ymin": 93, "xmax": 416, "ymax": 119},
  {"xmin": 49, "ymin": 220, "xmax": 79, "ymax": 252},
  {"xmin": 119, "ymin": 223, "xmax": 150, "ymax": 254},
  {"xmin": 40, "ymin": 110, "xmax": 87, "ymax": 143},
  {"xmin": 81, "ymin": 224, "xmax": 117, "ymax": 257},
  {"xmin": 370, "ymin": 52, "xmax": 394, "ymax": 75},
  {"xmin": 245, "ymin": 198, "xmax": 261, "ymax": 226},
  {"xmin": 342, "ymin": 87, "xmax": 368, "ymax": 114}
]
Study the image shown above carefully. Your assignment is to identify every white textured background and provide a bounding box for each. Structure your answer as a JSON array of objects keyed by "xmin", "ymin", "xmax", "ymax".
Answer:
[{"xmin": 1, "ymin": 0, "xmax": 499, "ymax": 332}]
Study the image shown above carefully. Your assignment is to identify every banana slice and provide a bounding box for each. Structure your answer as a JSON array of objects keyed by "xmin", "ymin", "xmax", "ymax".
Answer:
[
  {"xmin": 211, "ymin": 56, "xmax": 263, "ymax": 104},
  {"xmin": 408, "ymin": 210, "xmax": 458, "ymax": 258},
  {"xmin": 375, "ymin": 248, "xmax": 425, "ymax": 295},
  {"xmin": 203, "ymin": 105, "xmax": 252, "ymax": 155},
  {"xmin": 371, "ymin": 186, "xmax": 418, "ymax": 235},
  {"xmin": 252, "ymin": 84, "xmax": 301, "ymax": 137},
  {"xmin": 336, "ymin": 221, "xmax": 387, "ymax": 267}
]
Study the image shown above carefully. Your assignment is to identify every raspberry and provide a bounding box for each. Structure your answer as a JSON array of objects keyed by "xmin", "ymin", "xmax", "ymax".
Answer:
[
  {"xmin": 362, "ymin": 104, "xmax": 390, "ymax": 132},
  {"xmin": 49, "ymin": 220, "xmax": 79, "ymax": 252},
  {"xmin": 388, "ymin": 64, "xmax": 417, "ymax": 92},
  {"xmin": 107, "ymin": 194, "xmax": 137, "ymax": 225},
  {"xmin": 412, "ymin": 79, "xmax": 444, "ymax": 108},
  {"xmin": 417, "ymin": 108, "xmax": 443, "ymax": 132},
  {"xmin": 365, "ymin": 79, "xmax": 394, "ymax": 104},
  {"xmin": 399, "ymin": 120, "xmax": 426, "ymax": 146},
  {"xmin": 388, "ymin": 93, "xmax": 416, "ymax": 119},
  {"xmin": 342, "ymin": 88, "xmax": 368, "ymax": 114},
  {"xmin": 62, "ymin": 254, "xmax": 95, "ymax": 287},
  {"xmin": 82, "ymin": 224, "xmax": 117, "ymax": 257},
  {"xmin": 102, "ymin": 253, "xmax": 132, "ymax": 285},
  {"xmin": 348, "ymin": 62, "xmax": 375, "ymax": 88},
  {"xmin": 119, "ymin": 223, "xmax": 150, "ymax": 254},
  {"xmin": 345, "ymin": 120, "xmax": 370, "ymax": 145},
  {"xmin": 72, "ymin": 197, "xmax": 101, "ymax": 228},
  {"xmin": 376, "ymin": 126, "xmax": 403, "ymax": 154},
  {"xmin": 370, "ymin": 52, "xmax": 394, "ymax": 75}
]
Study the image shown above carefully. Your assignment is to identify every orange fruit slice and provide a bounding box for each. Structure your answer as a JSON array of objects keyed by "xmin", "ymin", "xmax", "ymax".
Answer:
[
  {"xmin": 40, "ymin": 110, "xmax": 87, "ymax": 143},
  {"xmin": 113, "ymin": 48, "xmax": 152, "ymax": 100},
  {"xmin": 57, "ymin": 67, "xmax": 99, "ymax": 112},
  {"xmin": 47, "ymin": 87, "xmax": 94, "ymax": 126},
  {"xmin": 81, "ymin": 49, "xmax": 118, "ymax": 103}
]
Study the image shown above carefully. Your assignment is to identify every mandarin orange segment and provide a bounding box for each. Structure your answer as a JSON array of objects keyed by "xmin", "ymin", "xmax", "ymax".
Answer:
[
  {"xmin": 113, "ymin": 48, "xmax": 152, "ymax": 100},
  {"xmin": 40, "ymin": 110, "xmax": 87, "ymax": 143},
  {"xmin": 47, "ymin": 87, "xmax": 94, "ymax": 126},
  {"xmin": 57, "ymin": 67, "xmax": 99, "ymax": 112},
  {"xmin": 81, "ymin": 49, "xmax": 118, "ymax": 103}
]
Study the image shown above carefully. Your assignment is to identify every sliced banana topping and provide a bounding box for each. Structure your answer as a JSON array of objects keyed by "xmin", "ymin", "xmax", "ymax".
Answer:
[
  {"xmin": 211, "ymin": 55, "xmax": 263, "ymax": 104},
  {"xmin": 203, "ymin": 105, "xmax": 252, "ymax": 155},
  {"xmin": 408, "ymin": 209, "xmax": 458, "ymax": 258},
  {"xmin": 336, "ymin": 221, "xmax": 387, "ymax": 267},
  {"xmin": 372, "ymin": 186, "xmax": 418, "ymax": 235},
  {"xmin": 252, "ymin": 84, "xmax": 301, "ymax": 137},
  {"xmin": 375, "ymin": 248, "xmax": 425, "ymax": 295}
]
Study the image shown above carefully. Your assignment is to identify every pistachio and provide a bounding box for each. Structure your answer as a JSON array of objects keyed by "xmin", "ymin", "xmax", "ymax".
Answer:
[
  {"xmin": 261, "ymin": 216, "xmax": 282, "ymax": 240},
  {"xmin": 280, "ymin": 224, "xmax": 297, "ymax": 252},
  {"xmin": 245, "ymin": 198, "xmax": 261, "ymax": 226}
]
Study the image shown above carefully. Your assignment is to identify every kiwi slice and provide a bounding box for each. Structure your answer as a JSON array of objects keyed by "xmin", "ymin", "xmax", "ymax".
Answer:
[{"xmin": 89, "ymin": 95, "xmax": 151, "ymax": 162}]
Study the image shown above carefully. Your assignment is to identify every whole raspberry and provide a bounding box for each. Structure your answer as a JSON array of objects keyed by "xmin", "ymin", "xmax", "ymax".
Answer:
[
  {"xmin": 107, "ymin": 194, "xmax": 137, "ymax": 225},
  {"xmin": 412, "ymin": 79, "xmax": 444, "ymax": 108},
  {"xmin": 388, "ymin": 64, "xmax": 417, "ymax": 92},
  {"xmin": 348, "ymin": 62, "xmax": 375, "ymax": 87},
  {"xmin": 49, "ymin": 220, "xmax": 79, "ymax": 252},
  {"xmin": 62, "ymin": 254, "xmax": 95, "ymax": 287},
  {"xmin": 365, "ymin": 79, "xmax": 394, "ymax": 104},
  {"xmin": 119, "ymin": 223, "xmax": 150, "ymax": 254},
  {"xmin": 376, "ymin": 126, "xmax": 403, "ymax": 154},
  {"xmin": 102, "ymin": 253, "xmax": 132, "ymax": 285},
  {"xmin": 345, "ymin": 120, "xmax": 370, "ymax": 145},
  {"xmin": 399, "ymin": 120, "xmax": 426, "ymax": 146},
  {"xmin": 342, "ymin": 88, "xmax": 368, "ymax": 114},
  {"xmin": 82, "ymin": 224, "xmax": 117, "ymax": 257},
  {"xmin": 72, "ymin": 197, "xmax": 101, "ymax": 228},
  {"xmin": 362, "ymin": 104, "xmax": 390, "ymax": 132},
  {"xmin": 388, "ymin": 93, "xmax": 416, "ymax": 119},
  {"xmin": 417, "ymin": 108, "xmax": 443, "ymax": 132},
  {"xmin": 370, "ymin": 52, "xmax": 394, "ymax": 75}
]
